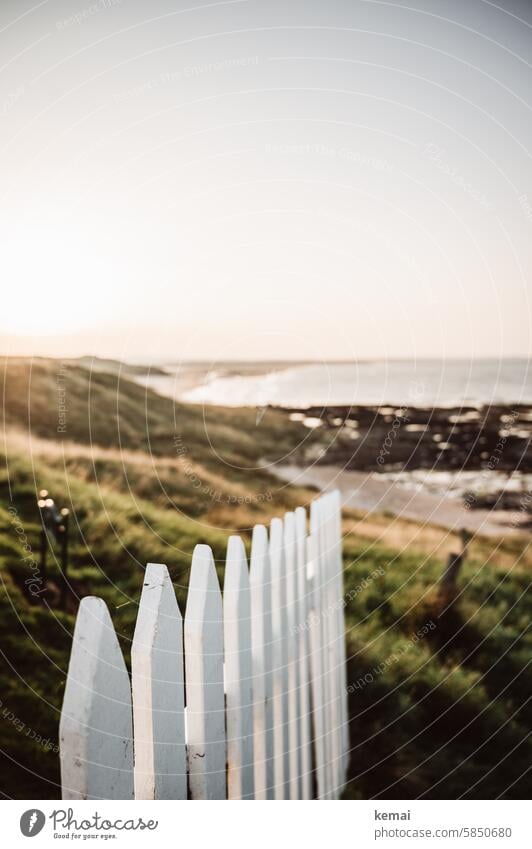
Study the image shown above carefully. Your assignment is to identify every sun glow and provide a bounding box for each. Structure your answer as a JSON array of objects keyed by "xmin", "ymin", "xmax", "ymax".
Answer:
[{"xmin": 1, "ymin": 208, "xmax": 124, "ymax": 337}]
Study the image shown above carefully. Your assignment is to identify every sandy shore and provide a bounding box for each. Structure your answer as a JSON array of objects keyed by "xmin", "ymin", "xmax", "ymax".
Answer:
[{"xmin": 275, "ymin": 463, "xmax": 528, "ymax": 537}]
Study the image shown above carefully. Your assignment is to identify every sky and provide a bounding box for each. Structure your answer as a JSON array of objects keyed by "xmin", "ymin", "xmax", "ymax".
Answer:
[{"xmin": 1, "ymin": 0, "xmax": 532, "ymax": 362}]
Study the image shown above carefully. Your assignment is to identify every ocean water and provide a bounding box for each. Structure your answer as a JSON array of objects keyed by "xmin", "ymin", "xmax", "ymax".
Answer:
[{"xmin": 178, "ymin": 359, "xmax": 532, "ymax": 408}]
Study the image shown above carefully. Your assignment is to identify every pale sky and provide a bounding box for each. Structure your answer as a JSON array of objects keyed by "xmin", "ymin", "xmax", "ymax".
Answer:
[{"xmin": 1, "ymin": 0, "xmax": 531, "ymax": 361}]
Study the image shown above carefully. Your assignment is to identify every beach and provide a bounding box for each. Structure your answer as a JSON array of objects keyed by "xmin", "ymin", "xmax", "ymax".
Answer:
[{"xmin": 275, "ymin": 464, "xmax": 528, "ymax": 537}]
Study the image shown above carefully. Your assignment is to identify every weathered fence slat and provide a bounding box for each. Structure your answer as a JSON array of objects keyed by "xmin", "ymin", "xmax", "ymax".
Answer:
[
  {"xmin": 185, "ymin": 544, "xmax": 226, "ymax": 800},
  {"xmin": 332, "ymin": 489, "xmax": 349, "ymax": 787},
  {"xmin": 323, "ymin": 493, "xmax": 342, "ymax": 799},
  {"xmin": 318, "ymin": 495, "xmax": 332, "ymax": 798},
  {"xmin": 249, "ymin": 524, "xmax": 274, "ymax": 799},
  {"xmin": 60, "ymin": 597, "xmax": 134, "ymax": 800},
  {"xmin": 269, "ymin": 516, "xmax": 290, "ymax": 799},
  {"xmin": 131, "ymin": 563, "xmax": 186, "ymax": 800},
  {"xmin": 329, "ymin": 490, "xmax": 349, "ymax": 790},
  {"xmin": 224, "ymin": 536, "xmax": 254, "ymax": 800},
  {"xmin": 315, "ymin": 497, "xmax": 332, "ymax": 800},
  {"xmin": 295, "ymin": 506, "xmax": 312, "ymax": 800},
  {"xmin": 284, "ymin": 511, "xmax": 302, "ymax": 800},
  {"xmin": 307, "ymin": 528, "xmax": 326, "ymax": 800}
]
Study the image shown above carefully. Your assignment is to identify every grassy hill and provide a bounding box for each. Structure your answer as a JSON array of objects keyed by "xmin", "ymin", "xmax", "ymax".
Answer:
[
  {"xmin": 0, "ymin": 357, "xmax": 530, "ymax": 799},
  {"xmin": 1, "ymin": 357, "xmax": 321, "ymax": 474}
]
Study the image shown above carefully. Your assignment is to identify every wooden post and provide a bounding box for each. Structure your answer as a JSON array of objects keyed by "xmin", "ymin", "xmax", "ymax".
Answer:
[
  {"xmin": 59, "ymin": 508, "xmax": 69, "ymax": 606},
  {"xmin": 440, "ymin": 551, "xmax": 464, "ymax": 590}
]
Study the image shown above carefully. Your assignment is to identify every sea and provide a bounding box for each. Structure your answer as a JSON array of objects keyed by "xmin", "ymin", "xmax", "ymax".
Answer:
[{"xmin": 143, "ymin": 358, "xmax": 532, "ymax": 408}]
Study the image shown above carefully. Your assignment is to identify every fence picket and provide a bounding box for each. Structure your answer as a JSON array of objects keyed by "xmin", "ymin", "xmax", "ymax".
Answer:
[
  {"xmin": 249, "ymin": 524, "xmax": 274, "ymax": 799},
  {"xmin": 324, "ymin": 494, "xmax": 340, "ymax": 798},
  {"xmin": 332, "ymin": 490, "xmax": 349, "ymax": 787},
  {"xmin": 131, "ymin": 563, "xmax": 186, "ymax": 800},
  {"xmin": 323, "ymin": 494, "xmax": 342, "ymax": 799},
  {"xmin": 310, "ymin": 500, "xmax": 328, "ymax": 798},
  {"xmin": 295, "ymin": 506, "xmax": 312, "ymax": 799},
  {"xmin": 60, "ymin": 597, "xmax": 134, "ymax": 800},
  {"xmin": 185, "ymin": 544, "xmax": 226, "ymax": 799},
  {"xmin": 307, "ymin": 530, "xmax": 326, "ymax": 799},
  {"xmin": 224, "ymin": 536, "xmax": 254, "ymax": 800},
  {"xmin": 284, "ymin": 511, "xmax": 301, "ymax": 800},
  {"xmin": 269, "ymin": 516, "xmax": 289, "ymax": 799}
]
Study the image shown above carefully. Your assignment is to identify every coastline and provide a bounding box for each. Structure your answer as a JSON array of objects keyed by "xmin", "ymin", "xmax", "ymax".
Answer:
[{"xmin": 131, "ymin": 363, "xmax": 532, "ymax": 535}]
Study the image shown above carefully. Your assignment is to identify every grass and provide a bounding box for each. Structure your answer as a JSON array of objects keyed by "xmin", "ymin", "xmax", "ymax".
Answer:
[
  {"xmin": 0, "ymin": 357, "xmax": 530, "ymax": 799},
  {"xmin": 341, "ymin": 531, "xmax": 532, "ymax": 799}
]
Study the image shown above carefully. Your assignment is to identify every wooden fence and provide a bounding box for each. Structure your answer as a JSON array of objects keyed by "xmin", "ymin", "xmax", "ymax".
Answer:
[{"xmin": 59, "ymin": 491, "xmax": 349, "ymax": 800}]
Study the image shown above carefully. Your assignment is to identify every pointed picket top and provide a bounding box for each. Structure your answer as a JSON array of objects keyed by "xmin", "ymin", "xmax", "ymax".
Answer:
[
  {"xmin": 131, "ymin": 563, "xmax": 186, "ymax": 800},
  {"xmin": 224, "ymin": 535, "xmax": 250, "ymax": 597},
  {"xmin": 185, "ymin": 544, "xmax": 226, "ymax": 800},
  {"xmin": 224, "ymin": 536, "xmax": 254, "ymax": 800},
  {"xmin": 60, "ymin": 597, "xmax": 134, "ymax": 800},
  {"xmin": 269, "ymin": 516, "xmax": 289, "ymax": 799},
  {"xmin": 309, "ymin": 496, "xmax": 322, "ymax": 537},
  {"xmin": 249, "ymin": 524, "xmax": 274, "ymax": 799},
  {"xmin": 186, "ymin": 544, "xmax": 223, "ymax": 625}
]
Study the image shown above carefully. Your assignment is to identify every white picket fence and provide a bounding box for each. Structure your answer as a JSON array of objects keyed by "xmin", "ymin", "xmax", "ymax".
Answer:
[{"xmin": 59, "ymin": 491, "xmax": 349, "ymax": 800}]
